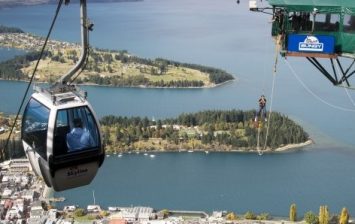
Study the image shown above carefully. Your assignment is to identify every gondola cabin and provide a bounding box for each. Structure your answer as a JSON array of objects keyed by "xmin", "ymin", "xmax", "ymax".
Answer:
[
  {"xmin": 21, "ymin": 87, "xmax": 104, "ymax": 191},
  {"xmin": 250, "ymin": 0, "xmax": 355, "ymax": 87}
]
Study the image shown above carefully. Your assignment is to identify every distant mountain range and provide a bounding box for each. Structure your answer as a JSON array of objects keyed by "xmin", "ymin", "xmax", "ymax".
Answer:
[{"xmin": 0, "ymin": 0, "xmax": 142, "ymax": 8}]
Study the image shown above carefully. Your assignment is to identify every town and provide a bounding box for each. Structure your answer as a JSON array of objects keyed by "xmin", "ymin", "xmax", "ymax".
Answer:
[
  {"xmin": 0, "ymin": 158, "xmax": 352, "ymax": 224},
  {"xmin": 0, "ymin": 158, "xmax": 267, "ymax": 224}
]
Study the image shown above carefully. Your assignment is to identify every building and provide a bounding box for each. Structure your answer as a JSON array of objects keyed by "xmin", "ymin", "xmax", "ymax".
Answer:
[
  {"xmin": 9, "ymin": 159, "xmax": 31, "ymax": 173},
  {"xmin": 2, "ymin": 189, "xmax": 12, "ymax": 198},
  {"xmin": 29, "ymin": 201, "xmax": 45, "ymax": 219},
  {"xmin": 87, "ymin": 205, "xmax": 101, "ymax": 213},
  {"xmin": 21, "ymin": 190, "xmax": 35, "ymax": 202},
  {"xmin": 63, "ymin": 205, "xmax": 76, "ymax": 212},
  {"xmin": 5, "ymin": 206, "xmax": 23, "ymax": 220},
  {"xmin": 121, "ymin": 207, "xmax": 154, "ymax": 222}
]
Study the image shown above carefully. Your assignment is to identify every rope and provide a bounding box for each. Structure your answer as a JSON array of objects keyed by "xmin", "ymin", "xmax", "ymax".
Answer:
[
  {"xmin": 2, "ymin": 0, "xmax": 64, "ymax": 160},
  {"xmin": 284, "ymin": 59, "xmax": 355, "ymax": 113},
  {"xmin": 257, "ymin": 34, "xmax": 281, "ymax": 155},
  {"xmin": 256, "ymin": 117, "xmax": 262, "ymax": 154},
  {"xmin": 334, "ymin": 62, "xmax": 355, "ymax": 108},
  {"xmin": 262, "ymin": 70, "xmax": 277, "ymax": 151}
]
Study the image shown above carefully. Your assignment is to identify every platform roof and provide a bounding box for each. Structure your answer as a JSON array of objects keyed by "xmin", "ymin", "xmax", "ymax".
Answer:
[{"xmin": 267, "ymin": 0, "xmax": 355, "ymax": 13}]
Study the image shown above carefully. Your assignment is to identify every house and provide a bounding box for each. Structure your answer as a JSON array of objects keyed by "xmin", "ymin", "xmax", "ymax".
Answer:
[
  {"xmin": 3, "ymin": 199, "xmax": 13, "ymax": 210},
  {"xmin": 121, "ymin": 207, "xmax": 138, "ymax": 222},
  {"xmin": 5, "ymin": 207, "xmax": 23, "ymax": 220},
  {"xmin": 21, "ymin": 190, "xmax": 35, "ymax": 202},
  {"xmin": 48, "ymin": 209, "xmax": 58, "ymax": 219},
  {"xmin": 108, "ymin": 207, "xmax": 119, "ymax": 212},
  {"xmin": 13, "ymin": 199, "xmax": 24, "ymax": 213},
  {"xmin": 1, "ymin": 176, "xmax": 9, "ymax": 183},
  {"xmin": 137, "ymin": 207, "xmax": 153, "ymax": 221},
  {"xmin": 87, "ymin": 205, "xmax": 101, "ymax": 213},
  {"xmin": 9, "ymin": 159, "xmax": 31, "ymax": 173},
  {"xmin": 63, "ymin": 205, "xmax": 76, "ymax": 212},
  {"xmin": 120, "ymin": 207, "xmax": 154, "ymax": 222},
  {"xmin": 30, "ymin": 201, "xmax": 45, "ymax": 219}
]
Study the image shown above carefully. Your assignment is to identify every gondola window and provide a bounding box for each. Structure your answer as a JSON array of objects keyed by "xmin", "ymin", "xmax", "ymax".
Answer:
[
  {"xmin": 22, "ymin": 98, "xmax": 50, "ymax": 160},
  {"xmin": 54, "ymin": 106, "xmax": 99, "ymax": 156}
]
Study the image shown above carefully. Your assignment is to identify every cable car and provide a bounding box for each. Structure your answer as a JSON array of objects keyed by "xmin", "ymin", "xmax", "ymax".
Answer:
[
  {"xmin": 250, "ymin": 0, "xmax": 355, "ymax": 88},
  {"xmin": 22, "ymin": 86, "xmax": 104, "ymax": 191},
  {"xmin": 20, "ymin": 0, "xmax": 104, "ymax": 191}
]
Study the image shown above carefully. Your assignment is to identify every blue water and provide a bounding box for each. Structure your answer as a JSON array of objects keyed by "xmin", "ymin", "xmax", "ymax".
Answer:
[
  {"xmin": 57, "ymin": 148, "xmax": 355, "ymax": 216},
  {"xmin": 1, "ymin": 0, "xmax": 355, "ymax": 216}
]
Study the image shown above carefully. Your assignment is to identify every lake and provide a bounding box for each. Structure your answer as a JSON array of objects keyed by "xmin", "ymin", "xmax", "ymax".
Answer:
[{"xmin": 1, "ymin": 0, "xmax": 355, "ymax": 216}]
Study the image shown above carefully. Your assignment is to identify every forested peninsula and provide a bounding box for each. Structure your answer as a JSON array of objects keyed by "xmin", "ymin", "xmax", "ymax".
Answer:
[
  {"xmin": 100, "ymin": 110, "xmax": 311, "ymax": 153},
  {"xmin": 0, "ymin": 26, "xmax": 234, "ymax": 88},
  {"xmin": 0, "ymin": 110, "xmax": 310, "ymax": 157}
]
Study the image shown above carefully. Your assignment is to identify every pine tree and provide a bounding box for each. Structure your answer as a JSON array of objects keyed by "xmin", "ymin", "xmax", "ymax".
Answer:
[
  {"xmin": 339, "ymin": 208, "xmax": 350, "ymax": 224},
  {"xmin": 290, "ymin": 203, "xmax": 297, "ymax": 221}
]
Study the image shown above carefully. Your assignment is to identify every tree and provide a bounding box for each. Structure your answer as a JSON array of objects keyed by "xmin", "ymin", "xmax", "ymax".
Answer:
[
  {"xmin": 244, "ymin": 211, "xmax": 256, "ymax": 220},
  {"xmin": 290, "ymin": 203, "xmax": 297, "ymax": 221},
  {"xmin": 339, "ymin": 208, "xmax": 350, "ymax": 224},
  {"xmin": 319, "ymin": 206, "xmax": 329, "ymax": 224},
  {"xmin": 226, "ymin": 212, "xmax": 238, "ymax": 220},
  {"xmin": 305, "ymin": 211, "xmax": 319, "ymax": 224},
  {"xmin": 257, "ymin": 213, "xmax": 270, "ymax": 220},
  {"xmin": 74, "ymin": 208, "xmax": 85, "ymax": 217}
]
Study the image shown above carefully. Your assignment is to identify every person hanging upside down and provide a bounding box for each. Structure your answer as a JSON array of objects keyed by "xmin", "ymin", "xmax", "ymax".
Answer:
[{"xmin": 255, "ymin": 95, "xmax": 267, "ymax": 122}]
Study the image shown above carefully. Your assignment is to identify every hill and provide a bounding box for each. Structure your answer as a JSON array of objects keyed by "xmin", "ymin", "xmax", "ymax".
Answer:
[{"xmin": 0, "ymin": 31, "xmax": 234, "ymax": 88}]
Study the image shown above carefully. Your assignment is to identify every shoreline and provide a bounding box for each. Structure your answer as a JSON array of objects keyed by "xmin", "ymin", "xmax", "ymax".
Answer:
[
  {"xmin": 106, "ymin": 139, "xmax": 314, "ymax": 155},
  {"xmin": 0, "ymin": 77, "xmax": 235, "ymax": 89}
]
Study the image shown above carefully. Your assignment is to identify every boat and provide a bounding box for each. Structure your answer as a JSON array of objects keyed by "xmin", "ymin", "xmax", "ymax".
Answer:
[
  {"xmin": 188, "ymin": 150, "xmax": 193, "ymax": 153},
  {"xmin": 205, "ymin": 151, "xmax": 209, "ymax": 154},
  {"xmin": 118, "ymin": 154, "xmax": 123, "ymax": 158},
  {"xmin": 149, "ymin": 154, "xmax": 155, "ymax": 158}
]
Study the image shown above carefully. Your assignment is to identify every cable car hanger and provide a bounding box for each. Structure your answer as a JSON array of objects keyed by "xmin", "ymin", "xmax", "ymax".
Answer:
[{"xmin": 20, "ymin": 0, "xmax": 105, "ymax": 191}]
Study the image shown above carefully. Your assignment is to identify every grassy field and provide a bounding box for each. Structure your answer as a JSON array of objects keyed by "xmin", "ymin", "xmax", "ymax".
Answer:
[
  {"xmin": 21, "ymin": 49, "xmax": 213, "ymax": 86},
  {"xmin": 1, "ymin": 33, "xmax": 230, "ymax": 87}
]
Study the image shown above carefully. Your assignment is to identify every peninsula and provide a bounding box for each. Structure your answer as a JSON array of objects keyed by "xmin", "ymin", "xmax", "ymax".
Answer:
[
  {"xmin": 0, "ymin": 109, "xmax": 311, "ymax": 157},
  {"xmin": 0, "ymin": 26, "xmax": 234, "ymax": 88},
  {"xmin": 101, "ymin": 110, "xmax": 311, "ymax": 153}
]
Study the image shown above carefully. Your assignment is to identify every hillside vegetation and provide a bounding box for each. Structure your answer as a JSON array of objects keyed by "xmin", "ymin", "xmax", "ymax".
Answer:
[{"xmin": 0, "ymin": 31, "xmax": 234, "ymax": 88}]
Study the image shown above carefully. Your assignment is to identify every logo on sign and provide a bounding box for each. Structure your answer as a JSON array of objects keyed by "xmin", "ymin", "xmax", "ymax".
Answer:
[{"xmin": 299, "ymin": 36, "xmax": 324, "ymax": 52}]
